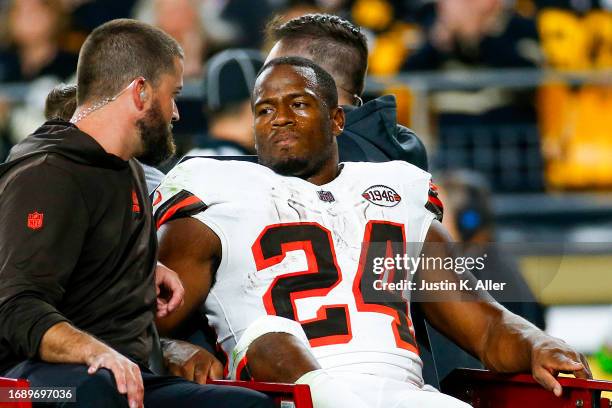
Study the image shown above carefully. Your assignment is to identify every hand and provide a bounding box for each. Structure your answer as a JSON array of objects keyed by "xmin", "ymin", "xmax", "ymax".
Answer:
[
  {"xmin": 162, "ymin": 339, "xmax": 223, "ymax": 384},
  {"xmin": 155, "ymin": 262, "xmax": 185, "ymax": 318},
  {"xmin": 531, "ymin": 336, "xmax": 592, "ymax": 397},
  {"xmin": 87, "ymin": 348, "xmax": 144, "ymax": 408}
]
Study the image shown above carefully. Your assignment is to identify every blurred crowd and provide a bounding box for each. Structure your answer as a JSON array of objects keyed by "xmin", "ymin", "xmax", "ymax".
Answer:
[{"xmin": 0, "ymin": 0, "xmax": 611, "ymax": 190}]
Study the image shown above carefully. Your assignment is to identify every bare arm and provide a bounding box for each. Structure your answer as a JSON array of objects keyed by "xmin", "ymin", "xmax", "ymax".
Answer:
[
  {"xmin": 420, "ymin": 220, "xmax": 591, "ymax": 396},
  {"xmin": 155, "ymin": 217, "xmax": 225, "ymax": 383},
  {"xmin": 155, "ymin": 217, "xmax": 221, "ymax": 338}
]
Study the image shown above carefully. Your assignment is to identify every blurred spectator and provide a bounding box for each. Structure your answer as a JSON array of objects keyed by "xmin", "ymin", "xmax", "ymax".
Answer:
[
  {"xmin": 404, "ymin": 0, "xmax": 544, "ymax": 192},
  {"xmin": 536, "ymin": 2, "xmax": 612, "ymax": 189},
  {"xmin": 270, "ymin": 0, "xmax": 323, "ymax": 27},
  {"xmin": 536, "ymin": 0, "xmax": 608, "ymax": 12},
  {"xmin": 0, "ymin": 0, "xmax": 78, "ymax": 82},
  {"xmin": 59, "ymin": 0, "xmax": 138, "ymax": 33},
  {"xmin": 262, "ymin": 2, "xmax": 324, "ymax": 51},
  {"xmin": 188, "ymin": 49, "xmax": 263, "ymax": 156},
  {"xmin": 219, "ymin": 0, "xmax": 275, "ymax": 49},
  {"xmin": 134, "ymin": 0, "xmax": 207, "ymax": 79},
  {"xmin": 350, "ymin": 0, "xmax": 425, "ymax": 75},
  {"xmin": 406, "ymin": 0, "xmax": 541, "ymax": 72}
]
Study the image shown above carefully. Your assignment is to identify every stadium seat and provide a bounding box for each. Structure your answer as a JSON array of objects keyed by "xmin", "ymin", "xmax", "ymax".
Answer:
[{"xmin": 0, "ymin": 377, "xmax": 31, "ymax": 408}]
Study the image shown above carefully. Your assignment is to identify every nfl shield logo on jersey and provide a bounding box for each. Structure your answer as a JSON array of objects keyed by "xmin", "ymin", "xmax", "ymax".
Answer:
[
  {"xmin": 27, "ymin": 212, "xmax": 44, "ymax": 230},
  {"xmin": 317, "ymin": 190, "xmax": 335, "ymax": 203}
]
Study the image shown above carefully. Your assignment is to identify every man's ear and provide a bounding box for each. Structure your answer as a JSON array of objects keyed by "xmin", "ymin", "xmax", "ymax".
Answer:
[
  {"xmin": 131, "ymin": 78, "xmax": 149, "ymax": 111},
  {"xmin": 331, "ymin": 106, "xmax": 345, "ymax": 137}
]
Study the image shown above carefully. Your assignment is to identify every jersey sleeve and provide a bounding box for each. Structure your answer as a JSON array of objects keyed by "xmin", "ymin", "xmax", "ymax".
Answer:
[
  {"xmin": 152, "ymin": 159, "xmax": 212, "ymax": 229},
  {"xmin": 0, "ymin": 161, "xmax": 88, "ymax": 359},
  {"xmin": 391, "ymin": 160, "xmax": 444, "ymax": 216}
]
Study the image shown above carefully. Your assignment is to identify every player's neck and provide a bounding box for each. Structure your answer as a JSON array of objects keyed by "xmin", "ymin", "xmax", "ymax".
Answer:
[{"xmin": 304, "ymin": 156, "xmax": 342, "ymax": 186}]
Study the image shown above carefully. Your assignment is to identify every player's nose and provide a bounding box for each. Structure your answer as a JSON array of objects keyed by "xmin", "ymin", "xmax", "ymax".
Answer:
[{"xmin": 271, "ymin": 103, "xmax": 294, "ymax": 127}]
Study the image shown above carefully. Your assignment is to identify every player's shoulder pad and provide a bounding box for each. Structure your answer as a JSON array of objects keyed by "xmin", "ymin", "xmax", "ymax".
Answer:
[
  {"xmin": 152, "ymin": 158, "xmax": 265, "ymax": 229},
  {"xmin": 380, "ymin": 160, "xmax": 443, "ymax": 221},
  {"xmin": 152, "ymin": 158, "xmax": 221, "ymax": 229}
]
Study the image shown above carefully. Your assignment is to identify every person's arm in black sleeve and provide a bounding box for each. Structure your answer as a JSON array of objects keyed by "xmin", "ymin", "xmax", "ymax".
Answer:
[
  {"xmin": 0, "ymin": 161, "xmax": 146, "ymax": 407},
  {"xmin": 0, "ymin": 162, "xmax": 88, "ymax": 358}
]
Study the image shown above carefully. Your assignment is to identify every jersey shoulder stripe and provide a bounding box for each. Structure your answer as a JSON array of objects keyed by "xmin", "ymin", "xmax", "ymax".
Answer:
[{"xmin": 153, "ymin": 189, "xmax": 207, "ymax": 229}]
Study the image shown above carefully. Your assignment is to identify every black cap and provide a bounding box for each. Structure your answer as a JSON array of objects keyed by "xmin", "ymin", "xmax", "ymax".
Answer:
[{"xmin": 203, "ymin": 48, "xmax": 265, "ymax": 112}]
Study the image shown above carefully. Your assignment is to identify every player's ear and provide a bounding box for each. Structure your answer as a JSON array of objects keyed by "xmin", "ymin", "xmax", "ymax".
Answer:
[{"xmin": 330, "ymin": 106, "xmax": 345, "ymax": 137}]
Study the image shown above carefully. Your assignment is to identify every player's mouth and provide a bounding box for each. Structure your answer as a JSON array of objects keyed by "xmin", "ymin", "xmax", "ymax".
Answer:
[{"xmin": 271, "ymin": 131, "xmax": 300, "ymax": 147}]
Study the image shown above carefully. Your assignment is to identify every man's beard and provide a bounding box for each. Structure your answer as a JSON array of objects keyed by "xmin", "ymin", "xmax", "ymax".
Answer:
[{"xmin": 136, "ymin": 100, "xmax": 176, "ymax": 166}]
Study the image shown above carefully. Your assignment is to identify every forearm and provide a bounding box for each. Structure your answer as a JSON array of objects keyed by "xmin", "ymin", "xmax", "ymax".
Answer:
[
  {"xmin": 39, "ymin": 321, "xmax": 112, "ymax": 365},
  {"xmin": 422, "ymin": 221, "xmax": 540, "ymax": 373}
]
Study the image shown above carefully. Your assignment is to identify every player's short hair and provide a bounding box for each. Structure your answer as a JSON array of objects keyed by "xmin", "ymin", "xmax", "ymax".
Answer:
[
  {"xmin": 76, "ymin": 19, "xmax": 183, "ymax": 105},
  {"xmin": 265, "ymin": 14, "xmax": 368, "ymax": 96},
  {"xmin": 257, "ymin": 56, "xmax": 338, "ymax": 110},
  {"xmin": 44, "ymin": 84, "xmax": 77, "ymax": 121}
]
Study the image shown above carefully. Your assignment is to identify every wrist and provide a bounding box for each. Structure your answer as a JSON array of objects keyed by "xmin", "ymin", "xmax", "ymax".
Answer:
[{"xmin": 82, "ymin": 338, "xmax": 112, "ymax": 365}]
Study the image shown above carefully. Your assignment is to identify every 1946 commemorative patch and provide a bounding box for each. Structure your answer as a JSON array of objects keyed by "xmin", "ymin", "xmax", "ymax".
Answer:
[{"xmin": 362, "ymin": 185, "xmax": 401, "ymax": 207}]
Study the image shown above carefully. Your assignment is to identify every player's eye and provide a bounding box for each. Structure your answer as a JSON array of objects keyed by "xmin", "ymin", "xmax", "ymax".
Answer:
[
  {"xmin": 292, "ymin": 101, "xmax": 308, "ymax": 108},
  {"xmin": 257, "ymin": 107, "xmax": 273, "ymax": 116}
]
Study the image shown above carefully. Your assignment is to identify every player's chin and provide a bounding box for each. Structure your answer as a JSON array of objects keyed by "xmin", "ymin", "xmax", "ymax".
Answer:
[{"xmin": 269, "ymin": 155, "xmax": 311, "ymax": 177}]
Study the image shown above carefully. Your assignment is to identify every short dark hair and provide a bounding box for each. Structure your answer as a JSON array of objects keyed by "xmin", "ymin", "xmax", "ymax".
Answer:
[
  {"xmin": 76, "ymin": 19, "xmax": 183, "ymax": 105},
  {"xmin": 44, "ymin": 84, "xmax": 77, "ymax": 121},
  {"xmin": 257, "ymin": 56, "xmax": 338, "ymax": 110},
  {"xmin": 266, "ymin": 13, "xmax": 368, "ymax": 96}
]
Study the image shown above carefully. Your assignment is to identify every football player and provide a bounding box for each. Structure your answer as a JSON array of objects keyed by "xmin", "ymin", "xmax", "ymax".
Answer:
[{"xmin": 153, "ymin": 57, "xmax": 590, "ymax": 407}]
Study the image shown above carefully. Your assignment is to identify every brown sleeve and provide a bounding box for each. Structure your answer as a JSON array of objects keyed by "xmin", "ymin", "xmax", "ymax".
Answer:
[{"xmin": 0, "ymin": 161, "xmax": 88, "ymax": 359}]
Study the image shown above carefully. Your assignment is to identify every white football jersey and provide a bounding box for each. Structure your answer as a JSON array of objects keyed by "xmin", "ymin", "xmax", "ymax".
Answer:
[{"xmin": 153, "ymin": 158, "xmax": 440, "ymax": 385}]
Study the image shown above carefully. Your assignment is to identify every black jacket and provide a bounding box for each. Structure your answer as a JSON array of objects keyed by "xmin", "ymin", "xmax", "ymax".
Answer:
[
  {"xmin": 338, "ymin": 95, "xmax": 428, "ymax": 171},
  {"xmin": 0, "ymin": 120, "xmax": 156, "ymax": 374}
]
